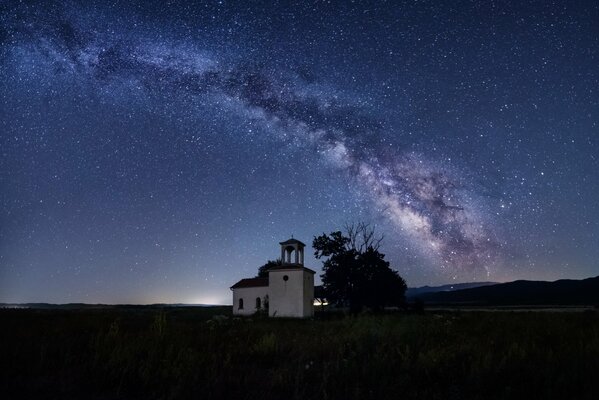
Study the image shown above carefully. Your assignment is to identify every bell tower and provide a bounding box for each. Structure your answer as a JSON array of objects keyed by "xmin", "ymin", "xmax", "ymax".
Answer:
[
  {"xmin": 279, "ymin": 238, "xmax": 305, "ymax": 265},
  {"xmin": 269, "ymin": 237, "xmax": 314, "ymax": 317}
]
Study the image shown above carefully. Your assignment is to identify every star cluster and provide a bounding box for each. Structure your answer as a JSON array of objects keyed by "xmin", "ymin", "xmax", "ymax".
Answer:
[{"xmin": 1, "ymin": 1, "xmax": 597, "ymax": 304}]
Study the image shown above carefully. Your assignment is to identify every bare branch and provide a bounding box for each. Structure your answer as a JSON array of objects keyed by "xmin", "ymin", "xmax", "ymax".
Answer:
[
  {"xmin": 373, "ymin": 233, "xmax": 384, "ymax": 251},
  {"xmin": 342, "ymin": 221, "xmax": 384, "ymax": 252}
]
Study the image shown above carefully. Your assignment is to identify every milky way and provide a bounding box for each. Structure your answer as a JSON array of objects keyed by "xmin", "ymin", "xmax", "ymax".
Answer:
[{"xmin": 1, "ymin": 1, "xmax": 597, "ymax": 303}]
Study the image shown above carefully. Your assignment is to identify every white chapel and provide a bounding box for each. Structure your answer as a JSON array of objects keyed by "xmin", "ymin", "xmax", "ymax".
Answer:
[{"xmin": 230, "ymin": 238, "xmax": 315, "ymax": 318}]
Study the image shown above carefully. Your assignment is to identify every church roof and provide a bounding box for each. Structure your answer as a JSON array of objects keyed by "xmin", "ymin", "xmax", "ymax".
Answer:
[
  {"xmin": 279, "ymin": 238, "xmax": 306, "ymax": 246},
  {"xmin": 267, "ymin": 264, "xmax": 316, "ymax": 274},
  {"xmin": 230, "ymin": 277, "xmax": 269, "ymax": 289}
]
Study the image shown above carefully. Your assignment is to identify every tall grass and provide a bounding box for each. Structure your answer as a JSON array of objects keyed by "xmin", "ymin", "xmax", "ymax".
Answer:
[{"xmin": 1, "ymin": 307, "xmax": 598, "ymax": 399}]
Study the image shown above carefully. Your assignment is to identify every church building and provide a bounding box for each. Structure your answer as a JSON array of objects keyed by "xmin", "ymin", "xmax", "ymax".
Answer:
[{"xmin": 230, "ymin": 238, "xmax": 315, "ymax": 318}]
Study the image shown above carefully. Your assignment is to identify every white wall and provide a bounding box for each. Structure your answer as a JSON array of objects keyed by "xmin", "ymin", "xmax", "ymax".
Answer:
[
  {"xmin": 269, "ymin": 268, "xmax": 314, "ymax": 317},
  {"xmin": 232, "ymin": 286, "xmax": 269, "ymax": 316},
  {"xmin": 303, "ymin": 271, "xmax": 315, "ymax": 317}
]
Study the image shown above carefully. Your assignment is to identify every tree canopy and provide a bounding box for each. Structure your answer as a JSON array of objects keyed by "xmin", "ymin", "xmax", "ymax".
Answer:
[
  {"xmin": 313, "ymin": 223, "xmax": 407, "ymax": 312},
  {"xmin": 256, "ymin": 259, "xmax": 282, "ymax": 278}
]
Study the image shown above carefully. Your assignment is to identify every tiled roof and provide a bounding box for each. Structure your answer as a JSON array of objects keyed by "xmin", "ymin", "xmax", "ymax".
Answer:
[
  {"xmin": 230, "ymin": 277, "xmax": 269, "ymax": 289},
  {"xmin": 267, "ymin": 264, "xmax": 316, "ymax": 274},
  {"xmin": 279, "ymin": 238, "xmax": 306, "ymax": 246}
]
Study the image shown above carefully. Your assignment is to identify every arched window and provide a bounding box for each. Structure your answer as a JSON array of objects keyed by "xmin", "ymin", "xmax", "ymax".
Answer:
[
  {"xmin": 256, "ymin": 297, "xmax": 261, "ymax": 309},
  {"xmin": 238, "ymin": 298, "xmax": 244, "ymax": 310}
]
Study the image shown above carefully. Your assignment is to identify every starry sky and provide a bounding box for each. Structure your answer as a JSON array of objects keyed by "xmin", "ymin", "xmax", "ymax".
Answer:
[{"xmin": 1, "ymin": 0, "xmax": 598, "ymax": 304}]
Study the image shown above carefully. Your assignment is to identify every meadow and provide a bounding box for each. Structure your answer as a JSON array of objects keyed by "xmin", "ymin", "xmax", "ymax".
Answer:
[{"xmin": 1, "ymin": 306, "xmax": 598, "ymax": 400}]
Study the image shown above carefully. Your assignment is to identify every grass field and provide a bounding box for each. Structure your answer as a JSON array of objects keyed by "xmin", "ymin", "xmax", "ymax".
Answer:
[{"xmin": 1, "ymin": 306, "xmax": 598, "ymax": 399}]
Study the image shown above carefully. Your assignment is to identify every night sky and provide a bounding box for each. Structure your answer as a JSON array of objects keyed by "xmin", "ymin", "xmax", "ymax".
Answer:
[{"xmin": 1, "ymin": 1, "xmax": 597, "ymax": 305}]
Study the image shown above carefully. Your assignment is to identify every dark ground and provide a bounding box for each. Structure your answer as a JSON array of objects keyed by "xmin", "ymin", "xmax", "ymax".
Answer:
[{"xmin": 1, "ymin": 306, "xmax": 598, "ymax": 400}]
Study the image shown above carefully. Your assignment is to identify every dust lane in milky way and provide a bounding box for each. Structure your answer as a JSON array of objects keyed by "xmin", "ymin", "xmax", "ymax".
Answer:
[{"xmin": 1, "ymin": 1, "xmax": 597, "ymax": 303}]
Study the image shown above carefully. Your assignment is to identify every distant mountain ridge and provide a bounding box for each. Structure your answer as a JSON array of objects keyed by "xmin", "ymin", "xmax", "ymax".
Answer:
[
  {"xmin": 406, "ymin": 282, "xmax": 498, "ymax": 298},
  {"xmin": 0, "ymin": 303, "xmax": 224, "ymax": 309},
  {"xmin": 4, "ymin": 276, "xmax": 598, "ymax": 308},
  {"xmin": 418, "ymin": 276, "xmax": 599, "ymax": 305}
]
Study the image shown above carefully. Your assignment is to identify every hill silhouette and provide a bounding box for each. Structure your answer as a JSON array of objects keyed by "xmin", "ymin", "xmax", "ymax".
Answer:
[
  {"xmin": 418, "ymin": 276, "xmax": 599, "ymax": 306},
  {"xmin": 406, "ymin": 282, "xmax": 498, "ymax": 298}
]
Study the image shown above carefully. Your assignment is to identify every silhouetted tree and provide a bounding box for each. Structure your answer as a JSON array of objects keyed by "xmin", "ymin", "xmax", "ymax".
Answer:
[
  {"xmin": 256, "ymin": 259, "xmax": 282, "ymax": 278},
  {"xmin": 313, "ymin": 223, "xmax": 407, "ymax": 313}
]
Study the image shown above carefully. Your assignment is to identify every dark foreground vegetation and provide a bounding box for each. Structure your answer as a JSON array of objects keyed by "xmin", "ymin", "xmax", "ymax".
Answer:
[{"xmin": 1, "ymin": 306, "xmax": 598, "ymax": 400}]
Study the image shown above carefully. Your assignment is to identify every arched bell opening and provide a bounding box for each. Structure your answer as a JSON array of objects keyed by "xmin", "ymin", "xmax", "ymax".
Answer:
[{"xmin": 279, "ymin": 239, "xmax": 305, "ymax": 265}]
